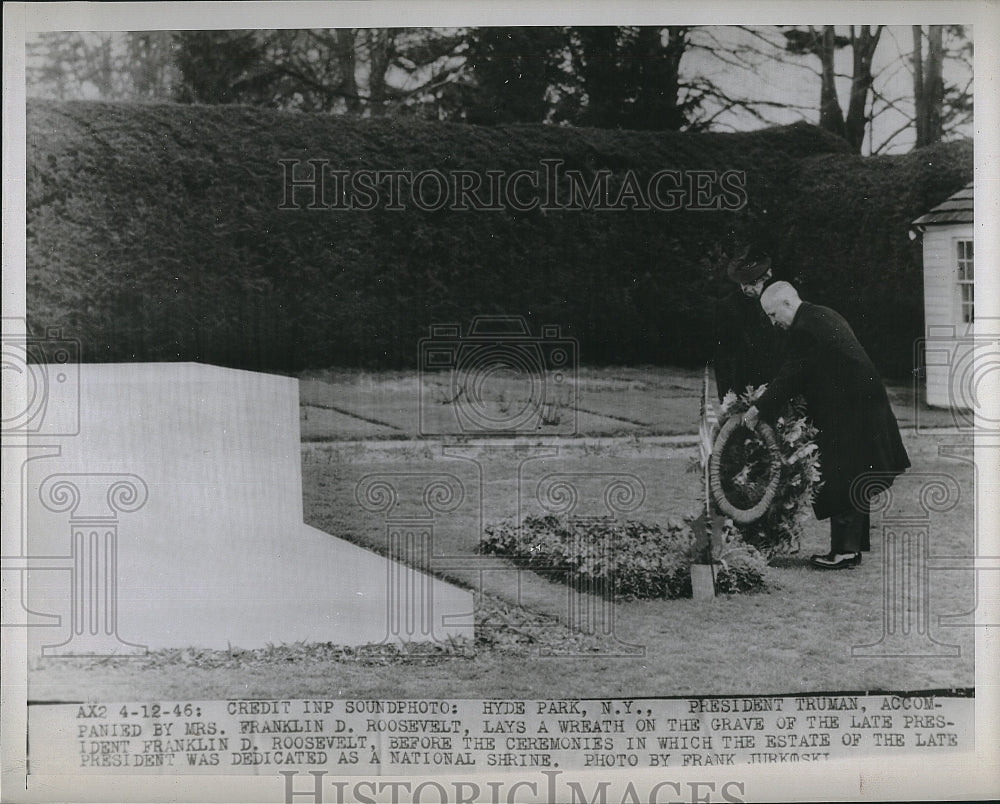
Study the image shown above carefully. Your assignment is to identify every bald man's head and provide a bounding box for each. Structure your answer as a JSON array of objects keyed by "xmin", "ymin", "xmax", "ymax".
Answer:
[{"xmin": 760, "ymin": 281, "xmax": 802, "ymax": 329}]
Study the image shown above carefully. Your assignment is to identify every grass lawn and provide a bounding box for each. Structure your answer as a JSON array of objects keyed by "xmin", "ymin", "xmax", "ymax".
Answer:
[
  {"xmin": 299, "ymin": 366, "xmax": 719, "ymax": 438},
  {"xmin": 27, "ymin": 367, "xmax": 975, "ymax": 701},
  {"xmin": 297, "ymin": 367, "xmax": 963, "ymax": 440},
  {"xmin": 29, "ymin": 435, "xmax": 974, "ymax": 702}
]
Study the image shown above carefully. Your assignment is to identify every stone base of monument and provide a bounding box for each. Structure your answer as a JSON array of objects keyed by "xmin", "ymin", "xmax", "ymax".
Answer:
[
  {"xmin": 689, "ymin": 564, "xmax": 717, "ymax": 601},
  {"xmin": 14, "ymin": 363, "xmax": 472, "ymax": 655}
]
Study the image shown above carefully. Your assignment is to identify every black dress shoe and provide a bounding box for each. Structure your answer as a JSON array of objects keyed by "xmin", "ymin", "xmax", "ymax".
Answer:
[{"xmin": 810, "ymin": 552, "xmax": 861, "ymax": 569}]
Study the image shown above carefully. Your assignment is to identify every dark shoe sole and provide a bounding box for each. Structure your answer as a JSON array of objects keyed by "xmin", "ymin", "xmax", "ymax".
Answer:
[{"xmin": 810, "ymin": 554, "xmax": 862, "ymax": 569}]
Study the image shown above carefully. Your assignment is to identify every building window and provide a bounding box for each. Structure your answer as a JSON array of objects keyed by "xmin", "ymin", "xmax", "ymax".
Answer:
[{"xmin": 957, "ymin": 239, "xmax": 974, "ymax": 323}]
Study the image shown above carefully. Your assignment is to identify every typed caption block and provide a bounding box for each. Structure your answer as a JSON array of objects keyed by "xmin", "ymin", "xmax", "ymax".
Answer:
[{"xmin": 29, "ymin": 692, "xmax": 971, "ymax": 775}]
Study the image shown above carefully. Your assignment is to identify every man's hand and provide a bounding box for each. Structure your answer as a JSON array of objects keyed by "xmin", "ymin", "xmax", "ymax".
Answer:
[{"xmin": 741, "ymin": 405, "xmax": 760, "ymax": 429}]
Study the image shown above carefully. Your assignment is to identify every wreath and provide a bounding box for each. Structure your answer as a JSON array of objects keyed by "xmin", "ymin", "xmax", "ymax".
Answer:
[
  {"xmin": 709, "ymin": 416, "xmax": 782, "ymax": 523},
  {"xmin": 714, "ymin": 386, "xmax": 823, "ymax": 558}
]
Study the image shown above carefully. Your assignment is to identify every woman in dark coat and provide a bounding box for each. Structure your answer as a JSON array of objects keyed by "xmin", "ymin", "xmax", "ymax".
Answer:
[
  {"xmin": 743, "ymin": 282, "xmax": 910, "ymax": 569},
  {"xmin": 712, "ymin": 249, "xmax": 783, "ymax": 402}
]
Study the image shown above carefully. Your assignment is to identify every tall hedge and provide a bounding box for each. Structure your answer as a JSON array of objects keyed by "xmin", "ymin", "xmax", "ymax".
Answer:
[{"xmin": 26, "ymin": 100, "xmax": 972, "ymax": 376}]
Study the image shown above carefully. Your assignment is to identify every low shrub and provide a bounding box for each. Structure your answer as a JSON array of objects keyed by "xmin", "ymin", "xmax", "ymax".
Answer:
[
  {"xmin": 26, "ymin": 100, "xmax": 972, "ymax": 377},
  {"xmin": 481, "ymin": 514, "xmax": 768, "ymax": 599},
  {"xmin": 712, "ymin": 544, "xmax": 770, "ymax": 595}
]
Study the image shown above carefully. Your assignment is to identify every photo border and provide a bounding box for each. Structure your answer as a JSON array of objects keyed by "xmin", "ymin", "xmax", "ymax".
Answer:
[{"xmin": 3, "ymin": 2, "xmax": 998, "ymax": 801}]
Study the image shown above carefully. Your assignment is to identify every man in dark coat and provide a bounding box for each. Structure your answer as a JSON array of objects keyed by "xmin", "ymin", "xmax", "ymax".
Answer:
[
  {"xmin": 713, "ymin": 247, "xmax": 783, "ymax": 402},
  {"xmin": 742, "ymin": 282, "xmax": 910, "ymax": 570}
]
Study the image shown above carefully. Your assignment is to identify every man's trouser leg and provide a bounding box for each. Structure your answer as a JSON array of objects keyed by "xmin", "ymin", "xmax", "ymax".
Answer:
[{"xmin": 831, "ymin": 509, "xmax": 869, "ymax": 555}]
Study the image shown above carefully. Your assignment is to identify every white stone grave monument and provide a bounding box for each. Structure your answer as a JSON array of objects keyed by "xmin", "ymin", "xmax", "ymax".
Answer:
[{"xmin": 12, "ymin": 362, "xmax": 472, "ymax": 655}]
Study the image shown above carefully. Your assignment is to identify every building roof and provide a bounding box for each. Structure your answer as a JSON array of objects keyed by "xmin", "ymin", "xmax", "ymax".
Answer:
[{"xmin": 912, "ymin": 182, "xmax": 974, "ymax": 228}]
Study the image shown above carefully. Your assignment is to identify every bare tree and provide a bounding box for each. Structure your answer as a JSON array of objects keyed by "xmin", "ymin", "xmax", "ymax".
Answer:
[
  {"xmin": 870, "ymin": 25, "xmax": 971, "ymax": 154},
  {"xmin": 783, "ymin": 25, "xmax": 883, "ymax": 152},
  {"xmin": 844, "ymin": 26, "xmax": 883, "ymax": 151},
  {"xmin": 365, "ymin": 29, "xmax": 393, "ymax": 114},
  {"xmin": 912, "ymin": 25, "xmax": 944, "ymax": 148},
  {"xmin": 817, "ymin": 26, "xmax": 847, "ymax": 139}
]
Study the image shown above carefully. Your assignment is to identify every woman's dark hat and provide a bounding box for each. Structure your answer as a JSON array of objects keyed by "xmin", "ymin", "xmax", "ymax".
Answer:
[{"xmin": 727, "ymin": 247, "xmax": 773, "ymax": 283}]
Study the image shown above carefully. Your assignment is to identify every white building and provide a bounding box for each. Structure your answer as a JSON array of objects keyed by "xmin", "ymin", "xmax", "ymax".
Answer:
[{"xmin": 910, "ymin": 182, "xmax": 974, "ymax": 409}]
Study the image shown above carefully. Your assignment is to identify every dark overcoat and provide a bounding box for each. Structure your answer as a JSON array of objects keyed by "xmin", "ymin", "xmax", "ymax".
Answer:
[
  {"xmin": 755, "ymin": 302, "xmax": 910, "ymax": 520},
  {"xmin": 713, "ymin": 289, "xmax": 784, "ymax": 402}
]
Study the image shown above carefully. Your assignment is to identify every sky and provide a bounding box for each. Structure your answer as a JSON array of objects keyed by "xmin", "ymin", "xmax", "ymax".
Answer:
[
  {"xmin": 23, "ymin": 24, "xmax": 974, "ymax": 156},
  {"xmin": 683, "ymin": 25, "xmax": 972, "ymax": 154}
]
